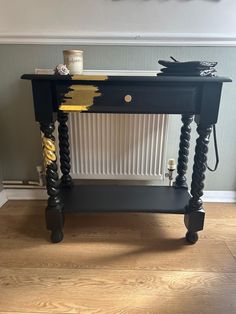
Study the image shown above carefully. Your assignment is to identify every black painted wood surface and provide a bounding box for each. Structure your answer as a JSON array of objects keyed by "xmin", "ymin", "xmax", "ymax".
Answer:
[
  {"xmin": 173, "ymin": 115, "xmax": 193, "ymax": 189},
  {"xmin": 21, "ymin": 74, "xmax": 231, "ymax": 83},
  {"xmin": 57, "ymin": 111, "xmax": 73, "ymax": 188},
  {"xmin": 61, "ymin": 185, "xmax": 190, "ymax": 214}
]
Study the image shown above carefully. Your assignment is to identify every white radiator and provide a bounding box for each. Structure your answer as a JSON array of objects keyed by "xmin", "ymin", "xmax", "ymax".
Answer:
[{"xmin": 68, "ymin": 113, "xmax": 168, "ymax": 180}]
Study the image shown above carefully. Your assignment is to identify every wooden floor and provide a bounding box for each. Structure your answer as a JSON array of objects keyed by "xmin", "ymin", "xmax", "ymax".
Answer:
[{"xmin": 0, "ymin": 201, "xmax": 236, "ymax": 314}]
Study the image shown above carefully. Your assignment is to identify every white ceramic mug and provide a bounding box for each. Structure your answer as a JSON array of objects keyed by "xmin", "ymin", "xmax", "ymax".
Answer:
[{"xmin": 63, "ymin": 50, "xmax": 83, "ymax": 75}]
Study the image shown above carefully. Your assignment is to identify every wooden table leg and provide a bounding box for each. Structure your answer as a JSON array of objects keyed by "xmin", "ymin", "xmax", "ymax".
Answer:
[
  {"xmin": 173, "ymin": 114, "xmax": 193, "ymax": 189},
  {"xmin": 40, "ymin": 122, "xmax": 64, "ymax": 243},
  {"xmin": 57, "ymin": 111, "xmax": 73, "ymax": 188},
  {"xmin": 185, "ymin": 123, "xmax": 212, "ymax": 244}
]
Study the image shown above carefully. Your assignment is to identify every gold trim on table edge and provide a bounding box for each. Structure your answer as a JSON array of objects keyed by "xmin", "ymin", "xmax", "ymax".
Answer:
[{"xmin": 71, "ymin": 75, "xmax": 108, "ymax": 81}]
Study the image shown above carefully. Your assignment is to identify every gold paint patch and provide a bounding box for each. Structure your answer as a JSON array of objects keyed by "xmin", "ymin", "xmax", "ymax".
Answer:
[
  {"xmin": 42, "ymin": 137, "xmax": 56, "ymax": 166},
  {"xmin": 59, "ymin": 84, "xmax": 101, "ymax": 112},
  {"xmin": 43, "ymin": 137, "xmax": 56, "ymax": 151},
  {"xmin": 59, "ymin": 105, "xmax": 90, "ymax": 112},
  {"xmin": 72, "ymin": 75, "xmax": 108, "ymax": 81}
]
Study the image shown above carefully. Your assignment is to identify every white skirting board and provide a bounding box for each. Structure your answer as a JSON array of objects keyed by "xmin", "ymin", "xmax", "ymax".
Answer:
[
  {"xmin": 0, "ymin": 190, "xmax": 8, "ymax": 207},
  {"xmin": 1, "ymin": 188, "xmax": 236, "ymax": 206},
  {"xmin": 202, "ymin": 191, "xmax": 236, "ymax": 203},
  {"xmin": 4, "ymin": 188, "xmax": 47, "ymax": 201}
]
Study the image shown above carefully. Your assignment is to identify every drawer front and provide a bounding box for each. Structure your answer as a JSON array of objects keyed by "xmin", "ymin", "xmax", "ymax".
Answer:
[{"xmin": 56, "ymin": 83, "xmax": 199, "ymax": 114}]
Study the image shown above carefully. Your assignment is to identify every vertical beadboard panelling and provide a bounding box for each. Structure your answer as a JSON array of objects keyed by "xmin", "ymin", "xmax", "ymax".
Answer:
[{"xmin": 68, "ymin": 113, "xmax": 168, "ymax": 180}]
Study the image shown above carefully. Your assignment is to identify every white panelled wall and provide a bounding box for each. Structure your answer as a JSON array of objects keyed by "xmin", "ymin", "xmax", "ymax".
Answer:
[{"xmin": 1, "ymin": 0, "xmax": 236, "ymax": 45}]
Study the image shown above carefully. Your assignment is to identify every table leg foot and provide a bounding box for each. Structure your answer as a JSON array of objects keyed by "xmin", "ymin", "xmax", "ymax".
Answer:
[
  {"xmin": 46, "ymin": 206, "xmax": 64, "ymax": 243},
  {"xmin": 185, "ymin": 231, "xmax": 198, "ymax": 244},
  {"xmin": 184, "ymin": 208, "xmax": 205, "ymax": 233},
  {"xmin": 184, "ymin": 208, "xmax": 204, "ymax": 244},
  {"xmin": 51, "ymin": 229, "xmax": 64, "ymax": 243}
]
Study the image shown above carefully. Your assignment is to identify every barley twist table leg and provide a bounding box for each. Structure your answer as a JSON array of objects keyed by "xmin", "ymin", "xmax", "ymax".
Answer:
[
  {"xmin": 173, "ymin": 115, "xmax": 193, "ymax": 189},
  {"xmin": 185, "ymin": 124, "xmax": 212, "ymax": 244},
  {"xmin": 40, "ymin": 122, "xmax": 64, "ymax": 243},
  {"xmin": 57, "ymin": 111, "xmax": 73, "ymax": 188}
]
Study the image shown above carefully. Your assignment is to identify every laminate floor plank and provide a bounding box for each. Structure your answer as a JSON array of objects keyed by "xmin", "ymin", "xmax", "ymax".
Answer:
[
  {"xmin": 0, "ymin": 234, "xmax": 235, "ymax": 272},
  {"xmin": 225, "ymin": 242, "xmax": 236, "ymax": 260},
  {"xmin": 0, "ymin": 200, "xmax": 46, "ymax": 215},
  {"xmin": 1, "ymin": 200, "xmax": 236, "ymax": 314},
  {"xmin": 1, "ymin": 268, "xmax": 236, "ymax": 314}
]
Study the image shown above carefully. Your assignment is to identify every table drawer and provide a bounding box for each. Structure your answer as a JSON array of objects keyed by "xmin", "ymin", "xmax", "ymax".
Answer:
[{"xmin": 57, "ymin": 83, "xmax": 199, "ymax": 114}]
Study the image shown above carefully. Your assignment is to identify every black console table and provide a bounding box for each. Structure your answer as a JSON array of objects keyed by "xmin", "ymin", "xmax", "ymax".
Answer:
[{"xmin": 22, "ymin": 74, "xmax": 231, "ymax": 244}]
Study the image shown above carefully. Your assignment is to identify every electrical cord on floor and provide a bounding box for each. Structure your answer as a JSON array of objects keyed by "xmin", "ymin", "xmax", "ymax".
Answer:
[{"xmin": 207, "ymin": 125, "xmax": 219, "ymax": 172}]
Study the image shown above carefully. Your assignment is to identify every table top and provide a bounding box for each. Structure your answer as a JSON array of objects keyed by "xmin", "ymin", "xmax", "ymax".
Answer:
[
  {"xmin": 23, "ymin": 72, "xmax": 231, "ymax": 123},
  {"xmin": 21, "ymin": 74, "xmax": 232, "ymax": 83}
]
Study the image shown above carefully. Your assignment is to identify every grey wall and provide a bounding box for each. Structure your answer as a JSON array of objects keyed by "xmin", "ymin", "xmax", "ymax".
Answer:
[
  {"xmin": 0, "ymin": 45, "xmax": 235, "ymax": 191},
  {"xmin": 0, "ymin": 161, "xmax": 3, "ymax": 191}
]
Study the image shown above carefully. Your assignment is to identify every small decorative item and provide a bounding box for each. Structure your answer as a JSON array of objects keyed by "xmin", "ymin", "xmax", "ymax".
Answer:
[
  {"xmin": 63, "ymin": 50, "xmax": 83, "ymax": 74},
  {"xmin": 55, "ymin": 64, "xmax": 70, "ymax": 75}
]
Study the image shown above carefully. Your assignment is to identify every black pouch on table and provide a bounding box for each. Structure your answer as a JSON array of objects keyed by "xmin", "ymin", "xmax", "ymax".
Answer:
[
  {"xmin": 159, "ymin": 68, "xmax": 216, "ymax": 77},
  {"xmin": 157, "ymin": 59, "xmax": 217, "ymax": 77},
  {"xmin": 158, "ymin": 60, "xmax": 217, "ymax": 69}
]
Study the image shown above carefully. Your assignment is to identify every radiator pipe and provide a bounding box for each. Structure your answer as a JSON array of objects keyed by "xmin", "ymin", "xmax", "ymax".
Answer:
[{"xmin": 3, "ymin": 165, "xmax": 45, "ymax": 189}]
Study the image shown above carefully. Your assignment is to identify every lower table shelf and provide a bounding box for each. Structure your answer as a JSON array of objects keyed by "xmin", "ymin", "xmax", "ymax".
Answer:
[{"xmin": 61, "ymin": 185, "xmax": 190, "ymax": 214}]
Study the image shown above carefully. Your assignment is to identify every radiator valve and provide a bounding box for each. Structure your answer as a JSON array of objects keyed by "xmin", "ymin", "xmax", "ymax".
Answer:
[
  {"xmin": 165, "ymin": 158, "xmax": 176, "ymax": 186},
  {"xmin": 36, "ymin": 165, "xmax": 45, "ymax": 186}
]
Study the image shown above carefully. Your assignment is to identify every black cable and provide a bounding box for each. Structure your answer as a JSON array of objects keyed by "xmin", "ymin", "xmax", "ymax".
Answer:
[
  {"xmin": 170, "ymin": 56, "xmax": 178, "ymax": 62},
  {"xmin": 207, "ymin": 125, "xmax": 219, "ymax": 172}
]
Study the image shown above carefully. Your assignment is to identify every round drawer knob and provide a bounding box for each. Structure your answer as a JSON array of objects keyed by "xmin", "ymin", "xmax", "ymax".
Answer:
[{"xmin": 124, "ymin": 95, "xmax": 132, "ymax": 103}]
